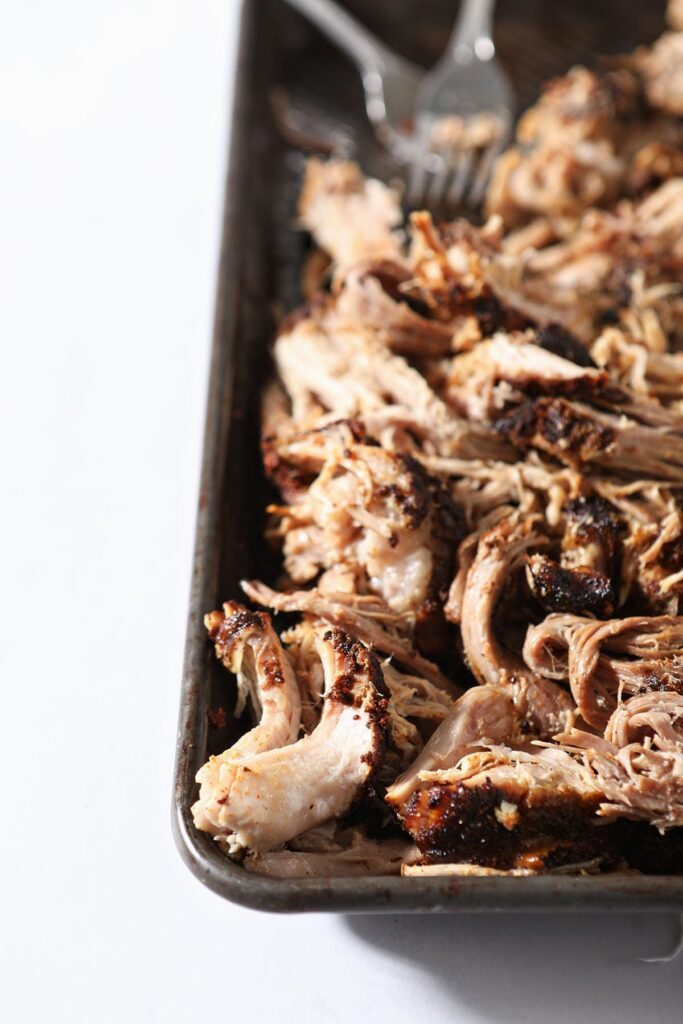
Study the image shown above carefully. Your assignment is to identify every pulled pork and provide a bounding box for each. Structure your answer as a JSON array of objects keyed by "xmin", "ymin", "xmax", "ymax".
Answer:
[
  {"xmin": 560, "ymin": 691, "xmax": 683, "ymax": 831},
  {"xmin": 194, "ymin": 7, "xmax": 683, "ymax": 876},
  {"xmin": 193, "ymin": 605, "xmax": 389, "ymax": 856}
]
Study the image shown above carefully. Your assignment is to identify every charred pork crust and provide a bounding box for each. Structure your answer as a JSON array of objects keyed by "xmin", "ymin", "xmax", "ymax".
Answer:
[
  {"xmin": 262, "ymin": 418, "xmax": 371, "ymax": 502},
  {"xmin": 472, "ymin": 290, "xmax": 512, "ymax": 336},
  {"xmin": 495, "ymin": 397, "xmax": 617, "ymax": 467},
  {"xmin": 638, "ymin": 673, "xmax": 683, "ymax": 695},
  {"xmin": 526, "ymin": 553, "xmax": 616, "ymax": 618},
  {"xmin": 535, "ymin": 323, "xmax": 596, "ymax": 368},
  {"xmin": 322, "ymin": 627, "xmax": 390, "ymax": 787},
  {"xmin": 207, "ymin": 606, "xmax": 265, "ymax": 647},
  {"xmin": 660, "ymin": 535, "xmax": 683, "ymax": 574},
  {"xmin": 261, "ymin": 440, "xmax": 311, "ymax": 503},
  {"xmin": 386, "ymin": 455, "xmax": 465, "ymax": 541},
  {"xmin": 562, "ymin": 494, "xmax": 620, "ymax": 581},
  {"xmin": 402, "ymin": 458, "xmax": 465, "ymax": 661},
  {"xmin": 564, "ymin": 497, "xmax": 619, "ymax": 552},
  {"xmin": 376, "ymin": 454, "xmax": 432, "ymax": 530},
  {"xmin": 401, "ymin": 780, "xmax": 619, "ymax": 870},
  {"xmin": 506, "ymin": 377, "xmax": 625, "ymax": 408},
  {"xmin": 323, "ymin": 627, "xmax": 389, "ymax": 705},
  {"xmin": 206, "ymin": 606, "xmax": 287, "ymax": 687}
]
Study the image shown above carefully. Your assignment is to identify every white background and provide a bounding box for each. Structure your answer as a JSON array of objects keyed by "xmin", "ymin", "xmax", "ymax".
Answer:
[{"xmin": 2, "ymin": 2, "xmax": 682, "ymax": 1021}]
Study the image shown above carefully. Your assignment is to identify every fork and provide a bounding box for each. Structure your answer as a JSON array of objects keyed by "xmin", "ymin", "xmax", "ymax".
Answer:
[
  {"xmin": 284, "ymin": 0, "xmax": 514, "ymax": 212},
  {"xmin": 404, "ymin": 0, "xmax": 515, "ymax": 210},
  {"xmin": 284, "ymin": 0, "xmax": 422, "ymax": 152}
]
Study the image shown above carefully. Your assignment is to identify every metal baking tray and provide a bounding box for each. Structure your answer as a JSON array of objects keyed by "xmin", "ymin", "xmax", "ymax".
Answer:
[{"xmin": 173, "ymin": 0, "xmax": 683, "ymax": 912}]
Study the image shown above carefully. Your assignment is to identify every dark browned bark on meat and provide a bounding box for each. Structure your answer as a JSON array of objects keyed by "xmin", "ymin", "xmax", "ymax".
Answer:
[
  {"xmin": 562, "ymin": 495, "xmax": 620, "ymax": 579},
  {"xmin": 412, "ymin": 466, "xmax": 466, "ymax": 663},
  {"xmin": 262, "ymin": 418, "xmax": 372, "ymax": 502},
  {"xmin": 495, "ymin": 397, "xmax": 617, "ymax": 468},
  {"xmin": 399, "ymin": 779, "xmax": 622, "ymax": 870},
  {"xmin": 526, "ymin": 553, "xmax": 616, "ymax": 618},
  {"xmin": 536, "ymin": 323, "xmax": 596, "ymax": 367}
]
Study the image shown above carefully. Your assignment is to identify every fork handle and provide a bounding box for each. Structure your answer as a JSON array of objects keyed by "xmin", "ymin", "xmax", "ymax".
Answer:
[
  {"xmin": 284, "ymin": 0, "xmax": 406, "ymax": 77},
  {"xmin": 450, "ymin": 0, "xmax": 496, "ymax": 50}
]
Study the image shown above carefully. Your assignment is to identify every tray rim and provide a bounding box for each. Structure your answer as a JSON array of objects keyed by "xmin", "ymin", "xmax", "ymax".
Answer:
[{"xmin": 172, "ymin": 0, "xmax": 683, "ymax": 913}]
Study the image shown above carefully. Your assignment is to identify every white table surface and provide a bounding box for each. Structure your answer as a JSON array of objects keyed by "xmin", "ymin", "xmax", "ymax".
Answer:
[{"xmin": 2, "ymin": 2, "xmax": 682, "ymax": 1021}]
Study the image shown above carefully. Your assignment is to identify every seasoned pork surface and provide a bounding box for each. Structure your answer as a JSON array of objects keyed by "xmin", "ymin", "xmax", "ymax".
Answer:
[
  {"xmin": 192, "ymin": 604, "xmax": 302, "ymax": 836},
  {"xmin": 193, "ymin": 613, "xmax": 388, "ymax": 854},
  {"xmin": 394, "ymin": 746, "xmax": 618, "ymax": 870},
  {"xmin": 195, "ymin": 9, "xmax": 683, "ymax": 875},
  {"xmin": 385, "ymin": 686, "xmax": 516, "ymax": 809}
]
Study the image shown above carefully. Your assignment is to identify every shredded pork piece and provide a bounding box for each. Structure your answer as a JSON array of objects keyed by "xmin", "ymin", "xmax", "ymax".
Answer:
[
  {"xmin": 524, "ymin": 612, "xmax": 683, "ymax": 728},
  {"xmin": 486, "ymin": 67, "xmax": 626, "ymax": 227},
  {"xmin": 264, "ymin": 421, "xmax": 462, "ymax": 640},
  {"xmin": 497, "ymin": 395, "xmax": 683, "ymax": 481},
  {"xmin": 459, "ymin": 515, "xmax": 575, "ymax": 737},
  {"xmin": 386, "ymin": 686, "xmax": 517, "ymax": 809},
  {"xmin": 380, "ymin": 660, "xmax": 455, "ymax": 773},
  {"xmin": 298, "ymin": 158, "xmax": 403, "ymax": 271},
  {"xmin": 332, "ymin": 261, "xmax": 456, "ymax": 357},
  {"xmin": 193, "ymin": 604, "xmax": 302, "ymax": 836},
  {"xmin": 445, "ymin": 334, "xmax": 609, "ymax": 422},
  {"xmin": 392, "ymin": 743, "xmax": 616, "ymax": 870},
  {"xmin": 274, "ymin": 316, "xmax": 512, "ymax": 461},
  {"xmin": 246, "ymin": 832, "xmax": 420, "ymax": 878},
  {"xmin": 194, "ymin": 618, "xmax": 388, "ymax": 854},
  {"xmin": 563, "ymin": 692, "xmax": 683, "ymax": 830},
  {"xmin": 241, "ymin": 578, "xmax": 458, "ymax": 695}
]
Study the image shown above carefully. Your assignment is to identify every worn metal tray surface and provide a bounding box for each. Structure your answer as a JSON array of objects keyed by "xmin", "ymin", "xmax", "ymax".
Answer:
[{"xmin": 173, "ymin": 0, "xmax": 683, "ymax": 912}]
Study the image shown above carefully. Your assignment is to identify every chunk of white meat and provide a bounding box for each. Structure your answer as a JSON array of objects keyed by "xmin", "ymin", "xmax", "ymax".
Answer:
[
  {"xmin": 194, "ymin": 626, "xmax": 388, "ymax": 855},
  {"xmin": 192, "ymin": 603, "xmax": 301, "ymax": 835}
]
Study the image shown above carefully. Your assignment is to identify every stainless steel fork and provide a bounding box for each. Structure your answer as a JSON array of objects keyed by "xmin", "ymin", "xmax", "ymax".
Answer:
[
  {"xmin": 284, "ymin": 0, "xmax": 514, "ymax": 212},
  {"xmin": 405, "ymin": 0, "xmax": 515, "ymax": 210}
]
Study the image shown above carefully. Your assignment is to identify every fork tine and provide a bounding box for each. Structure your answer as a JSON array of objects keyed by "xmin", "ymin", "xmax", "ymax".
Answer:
[
  {"xmin": 405, "ymin": 143, "xmax": 430, "ymax": 209},
  {"xmin": 446, "ymin": 147, "xmax": 475, "ymax": 209},
  {"xmin": 466, "ymin": 129, "xmax": 508, "ymax": 208},
  {"xmin": 425, "ymin": 149, "xmax": 452, "ymax": 213}
]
